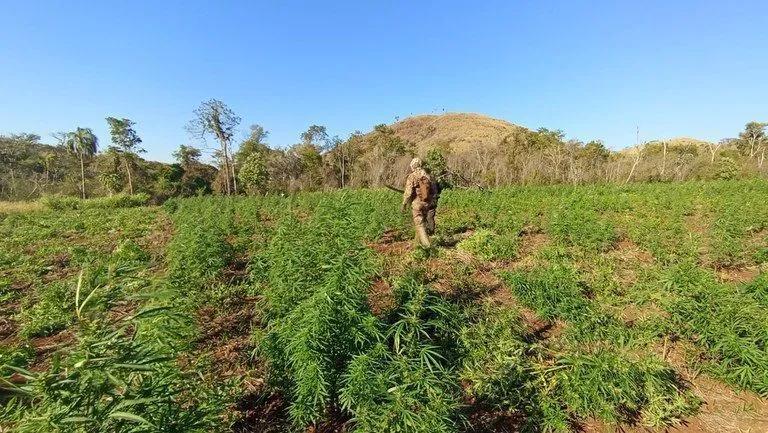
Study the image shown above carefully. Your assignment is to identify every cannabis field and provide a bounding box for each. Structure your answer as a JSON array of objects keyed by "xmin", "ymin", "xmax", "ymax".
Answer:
[{"xmin": 1, "ymin": 180, "xmax": 767, "ymax": 433}]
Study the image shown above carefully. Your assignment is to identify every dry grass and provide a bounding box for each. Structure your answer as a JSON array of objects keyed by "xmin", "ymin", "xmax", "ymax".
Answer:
[
  {"xmin": 0, "ymin": 200, "xmax": 43, "ymax": 214},
  {"xmin": 384, "ymin": 112, "xmax": 525, "ymax": 153},
  {"xmin": 366, "ymin": 113, "xmax": 718, "ymax": 157}
]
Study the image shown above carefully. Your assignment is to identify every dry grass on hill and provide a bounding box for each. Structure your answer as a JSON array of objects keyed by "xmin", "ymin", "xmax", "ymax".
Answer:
[
  {"xmin": 385, "ymin": 112, "xmax": 526, "ymax": 152},
  {"xmin": 377, "ymin": 113, "xmax": 716, "ymax": 155},
  {"xmin": 0, "ymin": 201, "xmax": 43, "ymax": 214}
]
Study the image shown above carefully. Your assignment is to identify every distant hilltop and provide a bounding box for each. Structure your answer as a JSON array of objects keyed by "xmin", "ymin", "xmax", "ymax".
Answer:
[
  {"xmin": 374, "ymin": 113, "xmax": 526, "ymax": 153},
  {"xmin": 361, "ymin": 113, "xmax": 715, "ymax": 153}
]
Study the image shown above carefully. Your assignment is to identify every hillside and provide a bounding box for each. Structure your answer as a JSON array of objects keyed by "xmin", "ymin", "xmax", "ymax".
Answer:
[
  {"xmin": 375, "ymin": 112, "xmax": 526, "ymax": 152},
  {"xmin": 373, "ymin": 113, "xmax": 717, "ymax": 154},
  {"xmin": 647, "ymin": 136, "xmax": 716, "ymax": 149}
]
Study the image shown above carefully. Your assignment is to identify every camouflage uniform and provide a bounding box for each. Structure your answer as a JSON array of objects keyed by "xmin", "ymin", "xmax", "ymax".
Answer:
[{"xmin": 402, "ymin": 159, "xmax": 438, "ymax": 247}]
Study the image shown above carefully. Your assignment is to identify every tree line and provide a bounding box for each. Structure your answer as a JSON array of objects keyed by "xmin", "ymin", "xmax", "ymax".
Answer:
[{"xmin": 1, "ymin": 99, "xmax": 766, "ymax": 202}]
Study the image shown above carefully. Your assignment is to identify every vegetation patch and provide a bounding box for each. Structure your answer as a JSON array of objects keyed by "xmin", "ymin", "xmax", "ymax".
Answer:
[
  {"xmin": 40, "ymin": 193, "xmax": 151, "ymax": 211},
  {"xmin": 3, "ymin": 180, "xmax": 768, "ymax": 432}
]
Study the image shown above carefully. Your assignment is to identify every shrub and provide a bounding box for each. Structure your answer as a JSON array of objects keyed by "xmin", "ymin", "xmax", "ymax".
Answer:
[
  {"xmin": 40, "ymin": 194, "xmax": 151, "ymax": 210},
  {"xmin": 4, "ymin": 305, "xmax": 224, "ymax": 433},
  {"xmin": 459, "ymin": 304, "xmax": 530, "ymax": 409},
  {"xmin": 457, "ymin": 229, "xmax": 519, "ymax": 261},
  {"xmin": 549, "ymin": 202, "xmax": 616, "ymax": 252},
  {"xmin": 39, "ymin": 195, "xmax": 81, "ymax": 210},
  {"xmin": 549, "ymin": 349, "xmax": 698, "ymax": 427},
  {"xmin": 662, "ymin": 263, "xmax": 768, "ymax": 395},
  {"xmin": 501, "ymin": 265, "xmax": 629, "ymax": 343},
  {"xmin": 340, "ymin": 275, "xmax": 464, "ymax": 433},
  {"xmin": 716, "ymin": 156, "xmax": 739, "ymax": 180},
  {"xmin": 258, "ymin": 198, "xmax": 382, "ymax": 426}
]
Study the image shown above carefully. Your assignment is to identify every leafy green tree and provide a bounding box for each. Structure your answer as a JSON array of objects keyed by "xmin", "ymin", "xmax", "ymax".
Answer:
[
  {"xmin": 737, "ymin": 121, "xmax": 766, "ymax": 167},
  {"xmin": 106, "ymin": 117, "xmax": 144, "ymax": 194},
  {"xmin": 0, "ymin": 133, "xmax": 40, "ymax": 198},
  {"xmin": 235, "ymin": 124, "xmax": 269, "ymax": 166},
  {"xmin": 171, "ymin": 144, "xmax": 213, "ymax": 196},
  {"xmin": 187, "ymin": 99, "xmax": 241, "ymax": 195},
  {"xmin": 238, "ymin": 151, "xmax": 268, "ymax": 195},
  {"xmin": 290, "ymin": 125, "xmax": 328, "ymax": 190},
  {"xmin": 300, "ymin": 124, "xmax": 329, "ymax": 149},
  {"xmin": 155, "ymin": 163, "xmax": 184, "ymax": 197},
  {"xmin": 40, "ymin": 152, "xmax": 55, "ymax": 182},
  {"xmin": 424, "ymin": 147, "xmax": 451, "ymax": 189},
  {"xmin": 293, "ymin": 143, "xmax": 323, "ymax": 189},
  {"xmin": 173, "ymin": 145, "xmax": 202, "ymax": 168},
  {"xmin": 64, "ymin": 127, "xmax": 99, "ymax": 198},
  {"xmin": 580, "ymin": 140, "xmax": 610, "ymax": 161},
  {"xmin": 532, "ymin": 128, "xmax": 566, "ymax": 150},
  {"xmin": 99, "ymin": 172, "xmax": 122, "ymax": 195},
  {"xmin": 578, "ymin": 140, "xmax": 611, "ymax": 173},
  {"xmin": 97, "ymin": 147, "xmax": 125, "ymax": 196}
]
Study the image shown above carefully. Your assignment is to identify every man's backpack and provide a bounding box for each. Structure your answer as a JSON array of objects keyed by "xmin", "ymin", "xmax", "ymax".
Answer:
[{"xmin": 416, "ymin": 174, "xmax": 433, "ymax": 202}]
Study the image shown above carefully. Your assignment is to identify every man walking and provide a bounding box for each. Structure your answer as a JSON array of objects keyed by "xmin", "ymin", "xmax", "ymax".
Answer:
[{"xmin": 401, "ymin": 157, "xmax": 438, "ymax": 248}]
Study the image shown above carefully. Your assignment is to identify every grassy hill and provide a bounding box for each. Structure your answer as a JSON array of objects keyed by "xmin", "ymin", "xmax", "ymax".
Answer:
[
  {"xmin": 374, "ymin": 113, "xmax": 719, "ymax": 154},
  {"xmin": 368, "ymin": 112, "xmax": 526, "ymax": 152}
]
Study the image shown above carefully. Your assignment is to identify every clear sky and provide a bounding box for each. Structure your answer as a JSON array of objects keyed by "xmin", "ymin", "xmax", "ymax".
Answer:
[{"xmin": 2, "ymin": 1, "xmax": 765, "ymax": 162}]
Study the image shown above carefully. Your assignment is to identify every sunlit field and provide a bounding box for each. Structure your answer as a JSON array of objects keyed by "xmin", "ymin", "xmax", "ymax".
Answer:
[{"xmin": 2, "ymin": 180, "xmax": 767, "ymax": 432}]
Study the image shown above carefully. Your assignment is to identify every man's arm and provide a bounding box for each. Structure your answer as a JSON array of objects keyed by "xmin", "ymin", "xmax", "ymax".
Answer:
[{"xmin": 401, "ymin": 174, "xmax": 414, "ymax": 212}]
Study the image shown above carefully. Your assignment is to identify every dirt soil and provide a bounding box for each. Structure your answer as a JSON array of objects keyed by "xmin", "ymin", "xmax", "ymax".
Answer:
[
  {"xmin": 717, "ymin": 265, "xmax": 761, "ymax": 284},
  {"xmin": 582, "ymin": 375, "xmax": 768, "ymax": 433}
]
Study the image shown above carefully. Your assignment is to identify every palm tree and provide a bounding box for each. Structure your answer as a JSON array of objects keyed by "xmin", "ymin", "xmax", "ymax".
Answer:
[{"xmin": 65, "ymin": 128, "xmax": 99, "ymax": 199}]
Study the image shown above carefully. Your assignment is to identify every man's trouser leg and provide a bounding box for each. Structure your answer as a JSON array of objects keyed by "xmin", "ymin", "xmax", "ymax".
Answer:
[
  {"xmin": 411, "ymin": 202, "xmax": 431, "ymax": 248},
  {"xmin": 426, "ymin": 207, "xmax": 436, "ymax": 235}
]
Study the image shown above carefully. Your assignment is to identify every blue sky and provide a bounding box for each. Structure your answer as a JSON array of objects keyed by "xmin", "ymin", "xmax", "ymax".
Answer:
[{"xmin": 1, "ymin": 1, "xmax": 765, "ymax": 162}]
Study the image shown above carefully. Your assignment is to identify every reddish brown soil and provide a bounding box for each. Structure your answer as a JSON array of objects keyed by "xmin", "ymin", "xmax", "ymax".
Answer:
[
  {"xmin": 367, "ymin": 279, "xmax": 395, "ymax": 317},
  {"xmin": 42, "ymin": 252, "xmax": 73, "ymax": 282},
  {"xmin": 368, "ymin": 238, "xmax": 411, "ymax": 257},
  {"xmin": 232, "ymin": 390, "xmax": 290, "ymax": 433},
  {"xmin": 196, "ymin": 297, "xmax": 260, "ymax": 377},
  {"xmin": 0, "ymin": 289, "xmax": 23, "ymax": 341},
  {"xmin": 638, "ymin": 338, "xmax": 768, "ymax": 433},
  {"xmin": 717, "ymin": 266, "xmax": 760, "ymax": 284},
  {"xmin": 518, "ymin": 232, "xmax": 550, "ymax": 257},
  {"xmin": 221, "ymin": 254, "xmax": 251, "ymax": 285},
  {"xmin": 619, "ymin": 303, "xmax": 669, "ymax": 326},
  {"xmin": 231, "ymin": 388, "xmax": 351, "ymax": 433},
  {"xmin": 138, "ymin": 212, "xmax": 175, "ymax": 258},
  {"xmin": 612, "ymin": 238, "xmax": 654, "ymax": 264},
  {"xmin": 26, "ymin": 329, "xmax": 76, "ymax": 372},
  {"xmin": 582, "ymin": 376, "xmax": 768, "ymax": 433},
  {"xmin": 463, "ymin": 406, "xmax": 526, "ymax": 433}
]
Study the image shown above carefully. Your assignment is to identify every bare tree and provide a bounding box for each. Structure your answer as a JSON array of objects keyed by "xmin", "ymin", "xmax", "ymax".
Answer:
[
  {"xmin": 328, "ymin": 134, "xmax": 360, "ymax": 188},
  {"xmin": 707, "ymin": 139, "xmax": 727, "ymax": 163},
  {"xmin": 625, "ymin": 127, "xmax": 643, "ymax": 184},
  {"xmin": 187, "ymin": 99, "xmax": 241, "ymax": 195}
]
